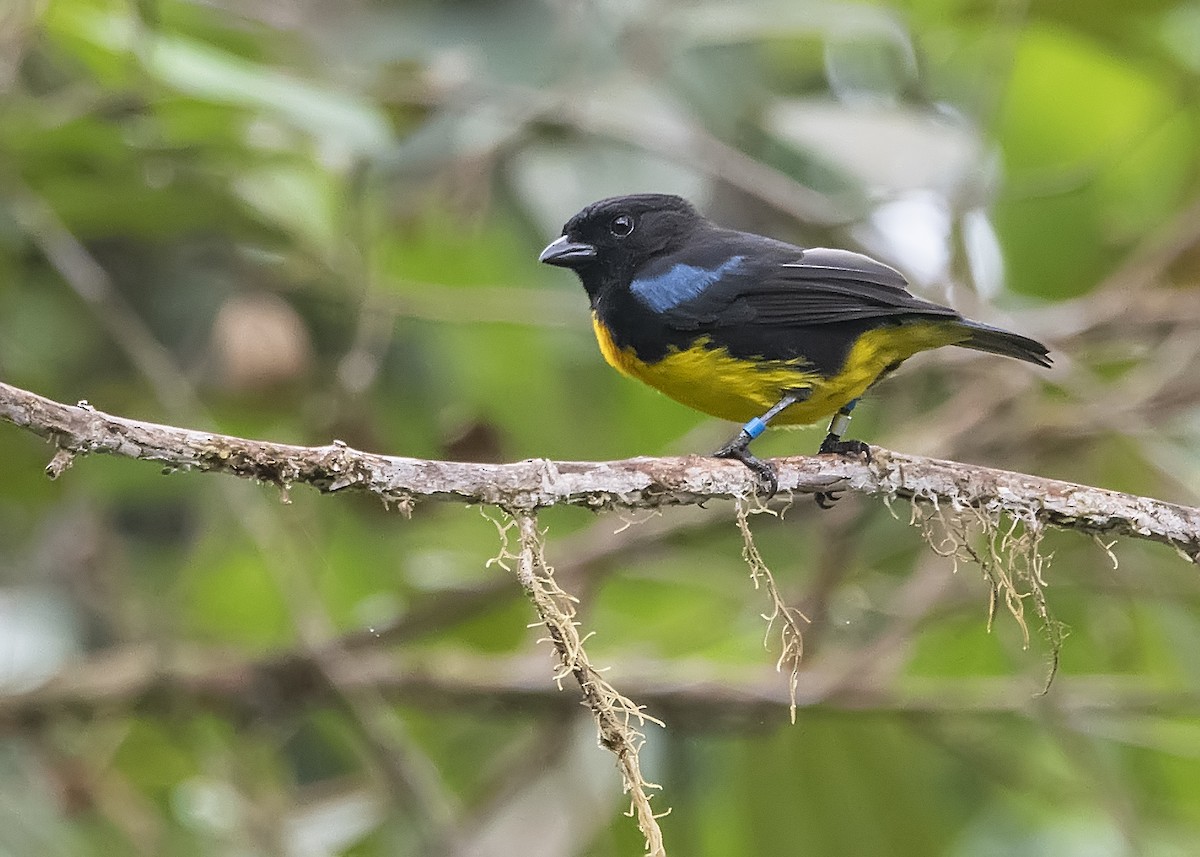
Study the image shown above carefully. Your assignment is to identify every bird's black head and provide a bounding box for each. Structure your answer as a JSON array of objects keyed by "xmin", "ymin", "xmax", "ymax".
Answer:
[{"xmin": 539, "ymin": 194, "xmax": 703, "ymax": 300}]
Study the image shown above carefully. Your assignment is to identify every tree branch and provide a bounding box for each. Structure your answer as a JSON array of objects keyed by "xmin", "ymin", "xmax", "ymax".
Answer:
[
  {"xmin": 1, "ymin": 380, "xmax": 1197, "ymax": 560},
  {"xmin": 5, "ymin": 644, "xmax": 1197, "ymax": 731}
]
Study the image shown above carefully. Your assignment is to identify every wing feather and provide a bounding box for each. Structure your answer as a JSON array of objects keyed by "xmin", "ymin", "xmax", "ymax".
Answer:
[{"xmin": 662, "ymin": 246, "xmax": 961, "ymax": 330}]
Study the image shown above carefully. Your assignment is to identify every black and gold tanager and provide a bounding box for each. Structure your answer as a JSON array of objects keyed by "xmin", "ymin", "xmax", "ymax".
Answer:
[{"xmin": 539, "ymin": 194, "xmax": 1051, "ymax": 499}]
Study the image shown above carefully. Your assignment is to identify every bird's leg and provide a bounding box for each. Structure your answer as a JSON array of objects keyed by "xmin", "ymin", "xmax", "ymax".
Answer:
[
  {"xmin": 713, "ymin": 388, "xmax": 810, "ymax": 496},
  {"xmin": 814, "ymin": 398, "xmax": 870, "ymax": 509},
  {"xmin": 817, "ymin": 398, "xmax": 870, "ymax": 459}
]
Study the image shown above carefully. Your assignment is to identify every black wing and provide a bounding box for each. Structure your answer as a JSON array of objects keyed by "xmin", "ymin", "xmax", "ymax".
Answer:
[
  {"xmin": 655, "ymin": 244, "xmax": 1051, "ymax": 369},
  {"xmin": 665, "ymin": 247, "xmax": 961, "ymax": 331}
]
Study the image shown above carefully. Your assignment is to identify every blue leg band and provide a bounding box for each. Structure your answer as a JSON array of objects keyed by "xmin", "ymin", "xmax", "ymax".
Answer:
[
  {"xmin": 743, "ymin": 416, "xmax": 768, "ymax": 439},
  {"xmin": 843, "ymin": 397, "xmax": 860, "ymax": 414}
]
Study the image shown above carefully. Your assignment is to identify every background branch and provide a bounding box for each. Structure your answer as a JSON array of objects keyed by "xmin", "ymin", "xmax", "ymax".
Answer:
[{"xmin": 7, "ymin": 644, "xmax": 1197, "ymax": 728}]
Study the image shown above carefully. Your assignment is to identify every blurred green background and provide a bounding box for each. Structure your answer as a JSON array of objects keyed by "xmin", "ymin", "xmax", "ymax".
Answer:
[{"xmin": 2, "ymin": 0, "xmax": 1200, "ymax": 854}]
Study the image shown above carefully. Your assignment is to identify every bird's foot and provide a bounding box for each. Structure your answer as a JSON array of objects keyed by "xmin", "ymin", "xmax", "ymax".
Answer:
[
  {"xmin": 813, "ymin": 435, "xmax": 870, "ymax": 508},
  {"xmin": 817, "ymin": 435, "xmax": 872, "ymax": 463},
  {"xmin": 714, "ymin": 434, "xmax": 778, "ymax": 497}
]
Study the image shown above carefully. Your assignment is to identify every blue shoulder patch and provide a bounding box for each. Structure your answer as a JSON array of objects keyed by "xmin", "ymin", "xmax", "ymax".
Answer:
[{"xmin": 630, "ymin": 256, "xmax": 745, "ymax": 313}]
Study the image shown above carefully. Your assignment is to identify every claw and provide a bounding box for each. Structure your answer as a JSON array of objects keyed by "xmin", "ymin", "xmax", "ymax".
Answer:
[
  {"xmin": 714, "ymin": 435, "xmax": 778, "ymax": 497},
  {"xmin": 814, "ymin": 490, "xmax": 841, "ymax": 509}
]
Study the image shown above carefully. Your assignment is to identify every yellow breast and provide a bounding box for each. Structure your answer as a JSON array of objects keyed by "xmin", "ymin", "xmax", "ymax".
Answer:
[{"xmin": 590, "ymin": 313, "xmax": 966, "ymax": 425}]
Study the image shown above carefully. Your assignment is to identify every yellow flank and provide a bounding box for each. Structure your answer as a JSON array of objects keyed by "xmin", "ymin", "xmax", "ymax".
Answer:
[{"xmin": 591, "ymin": 312, "xmax": 968, "ymax": 424}]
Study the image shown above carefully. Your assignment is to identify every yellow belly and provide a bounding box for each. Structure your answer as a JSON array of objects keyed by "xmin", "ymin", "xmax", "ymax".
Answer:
[{"xmin": 592, "ymin": 313, "xmax": 966, "ymax": 425}]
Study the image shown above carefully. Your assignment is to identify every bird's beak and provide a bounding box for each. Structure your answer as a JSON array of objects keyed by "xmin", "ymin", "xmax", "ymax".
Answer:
[{"xmin": 539, "ymin": 235, "xmax": 596, "ymax": 267}]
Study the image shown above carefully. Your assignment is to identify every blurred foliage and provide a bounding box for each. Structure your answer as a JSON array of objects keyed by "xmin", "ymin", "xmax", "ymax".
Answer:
[{"xmin": 2, "ymin": 0, "xmax": 1200, "ymax": 855}]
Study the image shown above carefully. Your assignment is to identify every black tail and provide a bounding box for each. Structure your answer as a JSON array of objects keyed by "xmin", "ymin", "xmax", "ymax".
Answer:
[{"xmin": 954, "ymin": 319, "xmax": 1052, "ymax": 368}]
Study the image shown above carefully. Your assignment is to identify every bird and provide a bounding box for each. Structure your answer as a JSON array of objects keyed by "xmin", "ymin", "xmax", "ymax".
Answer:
[{"xmin": 538, "ymin": 193, "xmax": 1051, "ymax": 501}]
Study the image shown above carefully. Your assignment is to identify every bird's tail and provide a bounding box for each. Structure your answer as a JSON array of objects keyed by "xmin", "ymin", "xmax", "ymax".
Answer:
[{"xmin": 953, "ymin": 319, "xmax": 1052, "ymax": 368}]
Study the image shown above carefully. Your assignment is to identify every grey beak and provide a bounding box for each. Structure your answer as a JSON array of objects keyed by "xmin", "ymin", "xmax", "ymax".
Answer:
[{"xmin": 539, "ymin": 235, "xmax": 597, "ymax": 266}]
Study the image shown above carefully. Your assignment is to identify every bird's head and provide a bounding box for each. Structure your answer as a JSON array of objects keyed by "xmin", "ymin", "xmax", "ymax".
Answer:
[{"xmin": 539, "ymin": 194, "xmax": 702, "ymax": 300}]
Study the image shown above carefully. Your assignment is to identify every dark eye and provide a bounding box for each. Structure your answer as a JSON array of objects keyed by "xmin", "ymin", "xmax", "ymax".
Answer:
[{"xmin": 609, "ymin": 214, "xmax": 634, "ymax": 237}]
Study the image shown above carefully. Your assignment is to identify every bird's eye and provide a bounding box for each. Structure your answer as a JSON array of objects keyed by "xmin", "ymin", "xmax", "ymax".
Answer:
[{"xmin": 609, "ymin": 214, "xmax": 635, "ymax": 237}]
